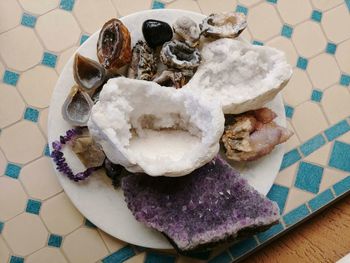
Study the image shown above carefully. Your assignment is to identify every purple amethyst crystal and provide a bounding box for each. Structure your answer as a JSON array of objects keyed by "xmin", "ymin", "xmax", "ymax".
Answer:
[{"xmin": 121, "ymin": 156, "xmax": 280, "ymax": 252}]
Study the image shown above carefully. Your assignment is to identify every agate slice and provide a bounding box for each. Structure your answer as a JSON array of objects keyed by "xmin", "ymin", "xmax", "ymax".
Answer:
[
  {"xmin": 121, "ymin": 156, "xmax": 280, "ymax": 252},
  {"xmin": 87, "ymin": 77, "xmax": 224, "ymax": 177},
  {"xmin": 185, "ymin": 39, "xmax": 292, "ymax": 114}
]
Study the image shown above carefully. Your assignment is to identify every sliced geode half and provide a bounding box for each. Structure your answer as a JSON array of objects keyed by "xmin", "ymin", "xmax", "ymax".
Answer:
[
  {"xmin": 88, "ymin": 77, "xmax": 224, "ymax": 177},
  {"xmin": 121, "ymin": 156, "xmax": 280, "ymax": 252}
]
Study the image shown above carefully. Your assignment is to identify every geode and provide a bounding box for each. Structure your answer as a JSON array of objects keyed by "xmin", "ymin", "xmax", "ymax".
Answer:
[{"xmin": 121, "ymin": 156, "xmax": 280, "ymax": 252}]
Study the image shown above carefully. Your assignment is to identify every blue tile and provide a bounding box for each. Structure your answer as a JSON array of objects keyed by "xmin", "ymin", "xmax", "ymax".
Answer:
[
  {"xmin": 60, "ymin": 0, "xmax": 75, "ymax": 11},
  {"xmin": 26, "ymin": 199, "xmax": 42, "ymax": 215},
  {"xmin": 102, "ymin": 246, "xmax": 136, "ymax": 263},
  {"xmin": 281, "ymin": 25, "xmax": 293, "ymax": 38},
  {"xmin": 208, "ymin": 251, "xmax": 232, "ymax": 263},
  {"xmin": 267, "ymin": 184, "xmax": 289, "ymax": 213},
  {"xmin": 346, "ymin": 0, "xmax": 350, "ymax": 12},
  {"xmin": 340, "ymin": 74, "xmax": 350, "ymax": 86},
  {"xmin": 3, "ymin": 70, "xmax": 19, "ymax": 86},
  {"xmin": 267, "ymin": 0, "xmax": 277, "ymax": 3},
  {"xmin": 10, "ymin": 256, "xmax": 24, "ymax": 263},
  {"xmin": 333, "ymin": 176, "xmax": 350, "ymax": 196},
  {"xmin": 0, "ymin": 221, "xmax": 3, "ymax": 233},
  {"xmin": 152, "ymin": 1, "xmax": 165, "ymax": 9},
  {"xmin": 283, "ymin": 204, "xmax": 310, "ymax": 226},
  {"xmin": 235, "ymin": 5, "xmax": 248, "ymax": 15},
  {"xmin": 44, "ymin": 144, "xmax": 50, "ymax": 156},
  {"xmin": 80, "ymin": 34, "xmax": 89, "ymax": 45},
  {"xmin": 84, "ymin": 218, "xmax": 96, "ymax": 228},
  {"xmin": 257, "ymin": 223, "xmax": 284, "ymax": 242},
  {"xmin": 280, "ymin": 149, "xmax": 301, "ymax": 171},
  {"xmin": 144, "ymin": 252, "xmax": 176, "ymax": 263},
  {"xmin": 252, "ymin": 40, "xmax": 264, "ymax": 46},
  {"xmin": 329, "ymin": 141, "xmax": 350, "ymax": 172},
  {"xmin": 42, "ymin": 52, "xmax": 57, "ymax": 68},
  {"xmin": 311, "ymin": 10, "xmax": 322, "ymax": 22},
  {"xmin": 308, "ymin": 189, "xmax": 334, "ymax": 212},
  {"xmin": 5, "ymin": 163, "xmax": 21, "ymax": 179},
  {"xmin": 311, "ymin": 89, "xmax": 323, "ymax": 102},
  {"xmin": 229, "ymin": 237, "xmax": 258, "ymax": 258},
  {"xmin": 48, "ymin": 234, "xmax": 63, "ymax": 247},
  {"xmin": 21, "ymin": 13, "xmax": 37, "ymax": 28},
  {"xmin": 326, "ymin": 42, "xmax": 337, "ymax": 54},
  {"xmin": 284, "ymin": 105, "xmax": 294, "ymax": 118},
  {"xmin": 325, "ymin": 120, "xmax": 350, "ymax": 141},
  {"xmin": 300, "ymin": 134, "xmax": 326, "ymax": 156},
  {"xmin": 295, "ymin": 162, "xmax": 323, "ymax": 194},
  {"xmin": 297, "ymin": 57, "xmax": 308, "ymax": 70},
  {"xmin": 24, "ymin": 107, "xmax": 39, "ymax": 122}
]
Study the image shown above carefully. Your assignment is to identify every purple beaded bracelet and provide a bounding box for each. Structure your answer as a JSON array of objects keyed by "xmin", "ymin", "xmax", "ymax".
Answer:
[{"xmin": 50, "ymin": 128, "xmax": 96, "ymax": 182}]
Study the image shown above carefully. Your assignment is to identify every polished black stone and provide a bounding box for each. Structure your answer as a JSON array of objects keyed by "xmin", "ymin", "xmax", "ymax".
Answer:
[{"xmin": 142, "ymin": 19, "xmax": 173, "ymax": 48}]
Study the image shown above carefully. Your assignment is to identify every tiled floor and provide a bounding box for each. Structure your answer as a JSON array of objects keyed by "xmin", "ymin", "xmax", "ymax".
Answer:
[{"xmin": 0, "ymin": 0, "xmax": 350, "ymax": 262}]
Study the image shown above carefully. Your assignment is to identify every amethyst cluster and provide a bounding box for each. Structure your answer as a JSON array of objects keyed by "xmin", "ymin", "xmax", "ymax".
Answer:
[
  {"xmin": 122, "ymin": 156, "xmax": 280, "ymax": 252},
  {"xmin": 51, "ymin": 128, "xmax": 96, "ymax": 182}
]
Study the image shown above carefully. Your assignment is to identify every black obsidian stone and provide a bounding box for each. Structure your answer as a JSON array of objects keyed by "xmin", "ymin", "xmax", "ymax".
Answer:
[{"xmin": 142, "ymin": 19, "xmax": 173, "ymax": 48}]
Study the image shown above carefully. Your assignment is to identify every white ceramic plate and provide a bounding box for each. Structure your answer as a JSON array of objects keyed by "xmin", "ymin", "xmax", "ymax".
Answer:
[{"xmin": 48, "ymin": 9, "xmax": 286, "ymax": 250}]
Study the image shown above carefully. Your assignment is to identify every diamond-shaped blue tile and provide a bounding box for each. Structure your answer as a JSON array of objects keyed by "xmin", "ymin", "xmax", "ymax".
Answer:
[
  {"xmin": 280, "ymin": 149, "xmax": 301, "ymax": 170},
  {"xmin": 48, "ymin": 234, "xmax": 63, "ymax": 247},
  {"xmin": 80, "ymin": 34, "xmax": 89, "ymax": 45},
  {"xmin": 297, "ymin": 57, "xmax": 308, "ymax": 70},
  {"xmin": 44, "ymin": 144, "xmax": 50, "ymax": 156},
  {"xmin": 3, "ymin": 70, "xmax": 19, "ymax": 86},
  {"xmin": 340, "ymin": 74, "xmax": 350, "ymax": 86},
  {"xmin": 295, "ymin": 162, "xmax": 323, "ymax": 194},
  {"xmin": 311, "ymin": 10, "xmax": 322, "ymax": 22},
  {"xmin": 152, "ymin": 1, "xmax": 165, "ymax": 9},
  {"xmin": 300, "ymin": 134, "xmax": 326, "ymax": 156},
  {"xmin": 267, "ymin": 184, "xmax": 289, "ymax": 213},
  {"xmin": 42, "ymin": 52, "xmax": 57, "ymax": 68},
  {"xmin": 60, "ymin": 0, "xmax": 75, "ymax": 11},
  {"xmin": 346, "ymin": 0, "xmax": 350, "ymax": 12},
  {"xmin": 308, "ymin": 189, "xmax": 334, "ymax": 212},
  {"xmin": 267, "ymin": 0, "xmax": 277, "ymax": 3},
  {"xmin": 21, "ymin": 13, "xmax": 37, "ymax": 28},
  {"xmin": 252, "ymin": 40, "xmax": 264, "ymax": 46},
  {"xmin": 84, "ymin": 218, "xmax": 96, "ymax": 228},
  {"xmin": 311, "ymin": 89, "xmax": 323, "ymax": 102},
  {"xmin": 229, "ymin": 237, "xmax": 258, "ymax": 258},
  {"xmin": 144, "ymin": 252, "xmax": 176, "ymax": 263},
  {"xmin": 283, "ymin": 204, "xmax": 309, "ymax": 226},
  {"xmin": 102, "ymin": 246, "xmax": 136, "ymax": 263},
  {"xmin": 10, "ymin": 256, "xmax": 24, "ymax": 263},
  {"xmin": 208, "ymin": 251, "xmax": 232, "ymax": 263},
  {"xmin": 281, "ymin": 25, "xmax": 293, "ymax": 38},
  {"xmin": 26, "ymin": 199, "xmax": 42, "ymax": 215},
  {"xmin": 324, "ymin": 120, "xmax": 350, "ymax": 141},
  {"xmin": 257, "ymin": 222, "xmax": 284, "ymax": 242},
  {"xmin": 284, "ymin": 105, "xmax": 294, "ymax": 118},
  {"xmin": 235, "ymin": 5, "xmax": 248, "ymax": 15},
  {"xmin": 24, "ymin": 107, "xmax": 39, "ymax": 122},
  {"xmin": 329, "ymin": 141, "xmax": 350, "ymax": 172},
  {"xmin": 326, "ymin": 42, "xmax": 337, "ymax": 54},
  {"xmin": 5, "ymin": 163, "xmax": 21, "ymax": 179},
  {"xmin": 0, "ymin": 221, "xmax": 4, "ymax": 233}
]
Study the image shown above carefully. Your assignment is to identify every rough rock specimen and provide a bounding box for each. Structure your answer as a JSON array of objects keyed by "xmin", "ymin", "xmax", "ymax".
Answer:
[
  {"xmin": 185, "ymin": 39, "xmax": 292, "ymax": 114},
  {"xmin": 122, "ymin": 156, "xmax": 280, "ymax": 252},
  {"xmin": 88, "ymin": 77, "xmax": 224, "ymax": 177}
]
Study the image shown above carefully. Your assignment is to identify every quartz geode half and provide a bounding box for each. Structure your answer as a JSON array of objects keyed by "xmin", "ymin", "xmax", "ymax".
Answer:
[{"xmin": 121, "ymin": 156, "xmax": 280, "ymax": 252}]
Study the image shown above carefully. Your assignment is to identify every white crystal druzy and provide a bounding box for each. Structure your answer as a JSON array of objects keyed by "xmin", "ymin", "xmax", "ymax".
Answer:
[
  {"xmin": 186, "ymin": 39, "xmax": 293, "ymax": 114},
  {"xmin": 88, "ymin": 77, "xmax": 224, "ymax": 177}
]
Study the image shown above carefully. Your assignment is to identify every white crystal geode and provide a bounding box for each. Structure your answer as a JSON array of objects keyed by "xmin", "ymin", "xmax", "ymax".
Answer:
[
  {"xmin": 88, "ymin": 77, "xmax": 224, "ymax": 177},
  {"xmin": 186, "ymin": 38, "xmax": 293, "ymax": 114}
]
